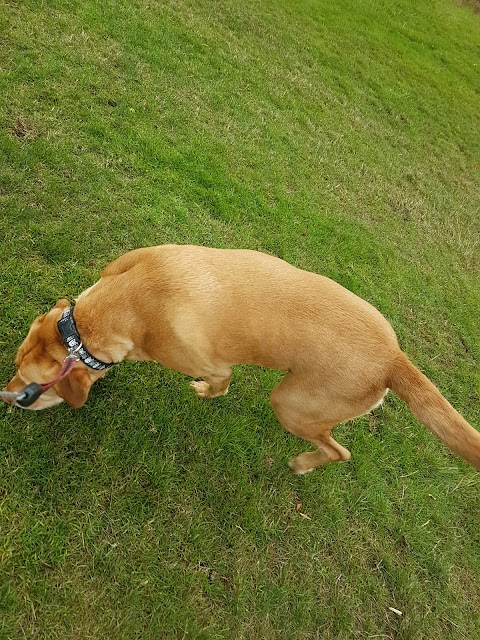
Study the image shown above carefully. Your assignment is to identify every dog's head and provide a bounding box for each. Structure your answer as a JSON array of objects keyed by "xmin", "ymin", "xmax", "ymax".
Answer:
[{"xmin": 3, "ymin": 300, "xmax": 97, "ymax": 410}]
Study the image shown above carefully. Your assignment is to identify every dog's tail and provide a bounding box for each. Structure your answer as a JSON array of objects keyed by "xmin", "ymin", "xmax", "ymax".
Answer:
[{"xmin": 388, "ymin": 351, "xmax": 480, "ymax": 470}]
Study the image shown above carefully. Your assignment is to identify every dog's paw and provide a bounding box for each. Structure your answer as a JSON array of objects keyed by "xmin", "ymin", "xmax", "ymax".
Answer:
[
  {"xmin": 288, "ymin": 456, "xmax": 315, "ymax": 475},
  {"xmin": 190, "ymin": 380, "xmax": 212, "ymax": 399}
]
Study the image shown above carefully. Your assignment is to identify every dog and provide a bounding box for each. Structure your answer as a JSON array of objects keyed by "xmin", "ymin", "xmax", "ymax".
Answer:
[{"xmin": 4, "ymin": 244, "xmax": 480, "ymax": 473}]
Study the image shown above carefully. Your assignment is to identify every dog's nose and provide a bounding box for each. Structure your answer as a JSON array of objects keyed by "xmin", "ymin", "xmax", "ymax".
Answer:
[
  {"xmin": 2, "ymin": 392, "xmax": 13, "ymax": 404},
  {"xmin": 1, "ymin": 388, "xmax": 24, "ymax": 404}
]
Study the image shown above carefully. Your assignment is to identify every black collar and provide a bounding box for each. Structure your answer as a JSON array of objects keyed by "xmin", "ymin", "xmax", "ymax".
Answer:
[{"xmin": 57, "ymin": 307, "xmax": 114, "ymax": 371}]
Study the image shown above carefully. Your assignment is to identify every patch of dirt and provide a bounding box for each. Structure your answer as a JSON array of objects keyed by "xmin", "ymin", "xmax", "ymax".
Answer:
[
  {"xmin": 12, "ymin": 117, "xmax": 39, "ymax": 140},
  {"xmin": 460, "ymin": 0, "xmax": 480, "ymax": 13}
]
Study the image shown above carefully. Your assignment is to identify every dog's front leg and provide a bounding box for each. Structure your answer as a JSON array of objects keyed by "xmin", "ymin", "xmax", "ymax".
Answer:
[{"xmin": 190, "ymin": 367, "xmax": 232, "ymax": 399}]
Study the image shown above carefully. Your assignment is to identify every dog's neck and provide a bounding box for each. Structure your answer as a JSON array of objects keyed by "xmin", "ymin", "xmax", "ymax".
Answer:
[
  {"xmin": 71, "ymin": 283, "xmax": 151, "ymax": 363},
  {"xmin": 57, "ymin": 307, "xmax": 115, "ymax": 370}
]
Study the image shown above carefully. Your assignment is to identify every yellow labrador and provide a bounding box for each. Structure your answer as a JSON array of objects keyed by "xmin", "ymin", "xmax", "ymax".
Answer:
[{"xmin": 4, "ymin": 245, "xmax": 479, "ymax": 473}]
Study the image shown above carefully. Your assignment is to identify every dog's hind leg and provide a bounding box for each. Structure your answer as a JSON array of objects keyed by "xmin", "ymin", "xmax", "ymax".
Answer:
[
  {"xmin": 270, "ymin": 372, "xmax": 352, "ymax": 474},
  {"xmin": 288, "ymin": 435, "xmax": 351, "ymax": 474}
]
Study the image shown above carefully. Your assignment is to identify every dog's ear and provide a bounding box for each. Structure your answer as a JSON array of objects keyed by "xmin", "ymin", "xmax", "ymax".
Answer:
[
  {"xmin": 54, "ymin": 299, "xmax": 70, "ymax": 310},
  {"xmin": 15, "ymin": 313, "xmax": 48, "ymax": 366},
  {"xmin": 55, "ymin": 369, "xmax": 93, "ymax": 408}
]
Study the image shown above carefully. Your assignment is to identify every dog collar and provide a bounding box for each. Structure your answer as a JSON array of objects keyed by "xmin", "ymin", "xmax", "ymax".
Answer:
[{"xmin": 57, "ymin": 307, "xmax": 114, "ymax": 371}]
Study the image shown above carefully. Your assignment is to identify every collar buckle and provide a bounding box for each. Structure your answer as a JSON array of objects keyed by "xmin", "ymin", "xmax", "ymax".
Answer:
[{"xmin": 67, "ymin": 341, "xmax": 83, "ymax": 360}]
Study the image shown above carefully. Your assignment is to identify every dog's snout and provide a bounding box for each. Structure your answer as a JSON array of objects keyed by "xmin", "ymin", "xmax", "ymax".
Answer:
[
  {"xmin": 2, "ymin": 391, "xmax": 15, "ymax": 405},
  {"xmin": 2, "ymin": 376, "xmax": 24, "ymax": 405}
]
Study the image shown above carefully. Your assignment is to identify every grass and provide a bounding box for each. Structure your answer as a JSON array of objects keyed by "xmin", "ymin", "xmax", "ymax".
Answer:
[{"xmin": 1, "ymin": 0, "xmax": 479, "ymax": 637}]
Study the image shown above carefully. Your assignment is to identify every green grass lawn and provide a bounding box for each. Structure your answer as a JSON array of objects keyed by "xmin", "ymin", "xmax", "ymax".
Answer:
[{"xmin": 1, "ymin": 0, "xmax": 479, "ymax": 637}]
